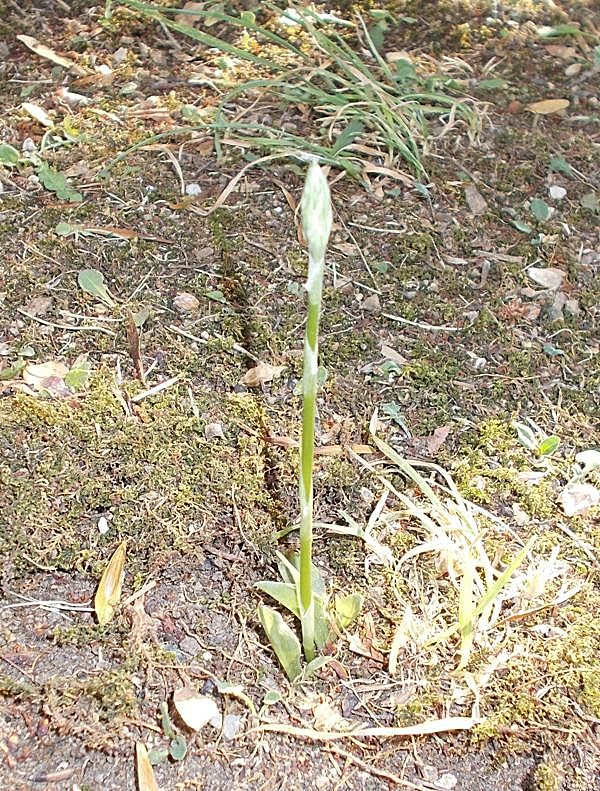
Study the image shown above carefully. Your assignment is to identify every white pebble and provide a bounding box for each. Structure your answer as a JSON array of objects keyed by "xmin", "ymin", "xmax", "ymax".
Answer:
[{"xmin": 549, "ymin": 185, "xmax": 566, "ymax": 200}]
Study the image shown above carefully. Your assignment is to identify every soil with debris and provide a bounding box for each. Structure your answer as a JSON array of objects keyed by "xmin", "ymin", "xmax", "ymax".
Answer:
[{"xmin": 1, "ymin": 1, "xmax": 599, "ymax": 790}]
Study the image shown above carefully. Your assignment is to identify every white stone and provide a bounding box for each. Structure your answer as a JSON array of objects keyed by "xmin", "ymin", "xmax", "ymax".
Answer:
[{"xmin": 549, "ymin": 185, "xmax": 567, "ymax": 200}]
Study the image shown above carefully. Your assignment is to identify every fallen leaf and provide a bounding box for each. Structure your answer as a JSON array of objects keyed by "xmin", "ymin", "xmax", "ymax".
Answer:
[
  {"xmin": 525, "ymin": 98, "xmax": 570, "ymax": 115},
  {"xmin": 560, "ymin": 484, "xmax": 600, "ymax": 517},
  {"xmin": 546, "ymin": 291, "xmax": 567, "ymax": 322},
  {"xmin": 24, "ymin": 296, "xmax": 53, "ymax": 317},
  {"xmin": 575, "ymin": 450, "xmax": 600, "ymax": 476},
  {"xmin": 527, "ymin": 267, "xmax": 565, "ymax": 290},
  {"xmin": 312, "ymin": 701, "xmax": 348, "ymax": 731},
  {"xmin": 544, "ymin": 44, "xmax": 577, "ymax": 59},
  {"xmin": 506, "ymin": 100, "xmax": 523, "ymax": 114},
  {"xmin": 16, "ymin": 34, "xmax": 79, "ymax": 70},
  {"xmin": 241, "ymin": 362, "xmax": 285, "ymax": 387},
  {"xmin": 549, "ymin": 185, "xmax": 567, "ymax": 200},
  {"xmin": 464, "ymin": 184, "xmax": 488, "ymax": 216},
  {"xmin": 565, "ymin": 62, "xmax": 582, "ymax": 77},
  {"xmin": 21, "ymin": 102, "xmax": 54, "ymax": 127},
  {"xmin": 173, "ymin": 688, "xmax": 220, "ymax": 731},
  {"xmin": 135, "ymin": 742, "xmax": 159, "ymax": 791},
  {"xmin": 22, "ymin": 361, "xmax": 69, "ymax": 390},
  {"xmin": 347, "ymin": 632, "xmax": 385, "ymax": 663},
  {"xmin": 332, "ymin": 241, "xmax": 357, "ymax": 256},
  {"xmin": 512, "ymin": 503, "xmax": 530, "ymax": 526},
  {"xmin": 175, "ymin": 0, "xmax": 213, "ymax": 26},
  {"xmin": 426, "ymin": 425, "xmax": 451, "ymax": 456},
  {"xmin": 94, "ymin": 541, "xmax": 127, "ymax": 626},
  {"xmin": 564, "ymin": 298, "xmax": 580, "ymax": 316},
  {"xmin": 380, "ymin": 343, "xmax": 408, "ymax": 367},
  {"xmin": 386, "ymin": 50, "xmax": 412, "ymax": 62},
  {"xmin": 56, "ymin": 87, "xmax": 91, "ymax": 108}
]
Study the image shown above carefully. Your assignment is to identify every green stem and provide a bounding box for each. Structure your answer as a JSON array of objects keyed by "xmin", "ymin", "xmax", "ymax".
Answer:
[{"xmin": 299, "ymin": 284, "xmax": 322, "ymax": 662}]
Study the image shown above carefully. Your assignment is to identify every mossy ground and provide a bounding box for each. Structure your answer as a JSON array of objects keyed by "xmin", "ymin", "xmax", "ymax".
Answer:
[{"xmin": 1, "ymin": 1, "xmax": 599, "ymax": 789}]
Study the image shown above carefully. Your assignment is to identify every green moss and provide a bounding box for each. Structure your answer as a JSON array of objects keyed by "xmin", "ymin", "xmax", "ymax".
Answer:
[
  {"xmin": 46, "ymin": 662, "xmax": 139, "ymax": 721},
  {"xmin": 532, "ymin": 761, "xmax": 561, "ymax": 791},
  {"xmin": 0, "ymin": 373, "xmax": 283, "ymax": 573}
]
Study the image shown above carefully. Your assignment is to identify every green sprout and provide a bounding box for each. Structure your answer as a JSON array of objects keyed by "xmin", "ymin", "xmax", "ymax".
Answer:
[
  {"xmin": 256, "ymin": 159, "xmax": 361, "ymax": 678},
  {"xmin": 513, "ymin": 418, "xmax": 560, "ymax": 458},
  {"xmin": 296, "ymin": 157, "xmax": 332, "ymax": 662}
]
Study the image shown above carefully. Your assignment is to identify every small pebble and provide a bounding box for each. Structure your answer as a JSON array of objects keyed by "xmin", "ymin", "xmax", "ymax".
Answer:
[
  {"xmin": 361, "ymin": 294, "xmax": 381, "ymax": 313},
  {"xmin": 437, "ymin": 772, "xmax": 458, "ymax": 790},
  {"xmin": 204, "ymin": 422, "xmax": 225, "ymax": 441},
  {"xmin": 173, "ymin": 292, "xmax": 200, "ymax": 312},
  {"xmin": 222, "ymin": 714, "xmax": 242, "ymax": 740},
  {"xmin": 564, "ymin": 62, "xmax": 582, "ymax": 77},
  {"xmin": 549, "ymin": 185, "xmax": 567, "ymax": 200}
]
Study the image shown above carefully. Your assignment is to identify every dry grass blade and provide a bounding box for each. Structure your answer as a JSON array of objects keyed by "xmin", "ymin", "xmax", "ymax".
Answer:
[
  {"xmin": 354, "ymin": 425, "xmax": 536, "ymax": 669},
  {"xmin": 135, "ymin": 742, "xmax": 159, "ymax": 791}
]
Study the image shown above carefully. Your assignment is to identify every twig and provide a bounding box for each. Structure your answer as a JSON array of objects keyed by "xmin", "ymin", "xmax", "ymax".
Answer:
[
  {"xmin": 231, "ymin": 342, "xmax": 260, "ymax": 362},
  {"xmin": 131, "ymin": 376, "xmax": 181, "ymax": 403},
  {"xmin": 348, "ymin": 222, "xmax": 407, "ymax": 235},
  {"xmin": 1, "ymin": 593, "xmax": 93, "ymax": 612},
  {"xmin": 1, "ymin": 654, "xmax": 37, "ymax": 683},
  {"xmin": 253, "ymin": 716, "xmax": 480, "ymax": 740},
  {"xmin": 324, "ymin": 746, "xmax": 430, "ymax": 790},
  {"xmin": 17, "ymin": 309, "xmax": 116, "ymax": 336},
  {"xmin": 122, "ymin": 579, "xmax": 157, "ymax": 607},
  {"xmin": 166, "ymin": 324, "xmax": 209, "ymax": 345},
  {"xmin": 382, "ymin": 313, "xmax": 466, "ymax": 332},
  {"xmin": 160, "ymin": 147, "xmax": 186, "ymax": 196}
]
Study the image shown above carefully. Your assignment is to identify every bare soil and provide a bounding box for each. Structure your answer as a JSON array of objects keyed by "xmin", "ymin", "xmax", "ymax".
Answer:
[{"xmin": 1, "ymin": 1, "xmax": 599, "ymax": 790}]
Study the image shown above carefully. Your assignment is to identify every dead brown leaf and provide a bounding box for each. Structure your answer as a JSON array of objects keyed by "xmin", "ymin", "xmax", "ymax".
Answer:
[
  {"xmin": 560, "ymin": 484, "xmax": 600, "ymax": 517},
  {"xmin": 22, "ymin": 361, "xmax": 69, "ymax": 391},
  {"xmin": 464, "ymin": 184, "xmax": 488, "ymax": 216},
  {"xmin": 16, "ymin": 34, "xmax": 83, "ymax": 73},
  {"xmin": 126, "ymin": 311, "xmax": 145, "ymax": 384},
  {"xmin": 426, "ymin": 425, "xmax": 452, "ymax": 456},
  {"xmin": 94, "ymin": 541, "xmax": 127, "ymax": 626},
  {"xmin": 380, "ymin": 343, "xmax": 408, "ymax": 367},
  {"xmin": 544, "ymin": 44, "xmax": 578, "ymax": 60},
  {"xmin": 241, "ymin": 362, "xmax": 285, "ymax": 387},
  {"xmin": 525, "ymin": 98, "xmax": 570, "ymax": 115}
]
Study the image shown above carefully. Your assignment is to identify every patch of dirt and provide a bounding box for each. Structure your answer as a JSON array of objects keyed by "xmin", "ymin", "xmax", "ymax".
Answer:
[{"xmin": 1, "ymin": 1, "xmax": 599, "ymax": 790}]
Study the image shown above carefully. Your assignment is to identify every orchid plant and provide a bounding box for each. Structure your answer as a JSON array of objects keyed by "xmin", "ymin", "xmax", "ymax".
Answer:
[{"xmin": 256, "ymin": 159, "xmax": 362, "ymax": 679}]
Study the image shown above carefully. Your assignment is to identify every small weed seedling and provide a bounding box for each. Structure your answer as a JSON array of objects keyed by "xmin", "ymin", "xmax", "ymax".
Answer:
[
  {"xmin": 256, "ymin": 159, "xmax": 361, "ymax": 679},
  {"xmin": 513, "ymin": 417, "xmax": 560, "ymax": 458}
]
